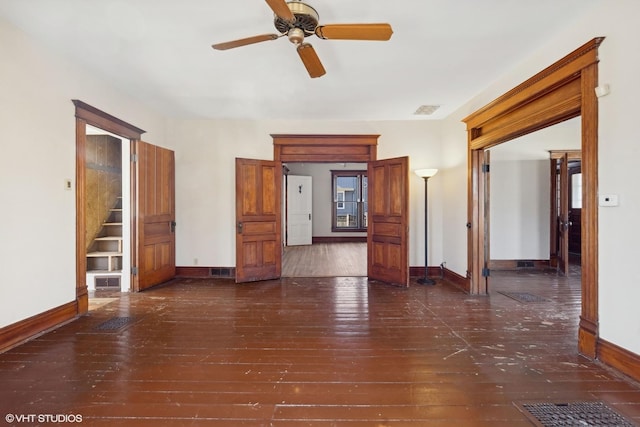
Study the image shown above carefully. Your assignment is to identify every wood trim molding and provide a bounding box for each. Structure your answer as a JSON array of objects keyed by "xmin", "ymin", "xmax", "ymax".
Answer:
[
  {"xmin": 72, "ymin": 100, "xmax": 145, "ymax": 139},
  {"xmin": 443, "ymin": 267, "xmax": 471, "ymax": 293},
  {"xmin": 73, "ymin": 101, "xmax": 145, "ymax": 314},
  {"xmin": 0, "ymin": 301, "xmax": 77, "ymax": 353},
  {"xmin": 312, "ymin": 236, "xmax": 367, "ymax": 244},
  {"xmin": 598, "ymin": 339, "xmax": 640, "ymax": 384},
  {"xmin": 462, "ymin": 38, "xmax": 604, "ymax": 359},
  {"xmin": 272, "ymin": 134, "xmax": 378, "ymax": 162},
  {"xmin": 489, "ymin": 259, "xmax": 551, "ymax": 270}
]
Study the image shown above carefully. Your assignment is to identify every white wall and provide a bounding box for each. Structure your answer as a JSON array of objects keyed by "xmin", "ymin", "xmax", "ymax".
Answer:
[
  {"xmin": 0, "ymin": 17, "xmax": 167, "ymax": 328},
  {"xmin": 439, "ymin": 0, "xmax": 640, "ymax": 354},
  {"xmin": 488, "ymin": 120, "xmax": 580, "ymax": 260},
  {"xmin": 286, "ymin": 163, "xmax": 367, "ymax": 238},
  {"xmin": 167, "ymin": 119, "xmax": 443, "ymax": 269},
  {"xmin": 489, "ymin": 159, "xmax": 550, "ymax": 259}
]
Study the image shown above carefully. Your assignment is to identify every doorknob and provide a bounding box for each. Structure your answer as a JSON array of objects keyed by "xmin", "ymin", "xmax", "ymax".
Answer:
[{"xmin": 170, "ymin": 221, "xmax": 176, "ymax": 232}]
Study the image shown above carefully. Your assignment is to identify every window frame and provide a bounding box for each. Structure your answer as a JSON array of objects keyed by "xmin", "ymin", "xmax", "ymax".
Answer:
[{"xmin": 331, "ymin": 170, "xmax": 367, "ymax": 232}]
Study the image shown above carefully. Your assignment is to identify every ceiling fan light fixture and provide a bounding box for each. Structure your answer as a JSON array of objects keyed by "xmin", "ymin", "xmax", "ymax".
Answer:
[{"xmin": 288, "ymin": 28, "xmax": 306, "ymax": 45}]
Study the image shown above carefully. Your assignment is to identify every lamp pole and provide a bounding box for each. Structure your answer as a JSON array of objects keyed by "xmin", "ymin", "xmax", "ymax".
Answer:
[{"xmin": 415, "ymin": 169, "xmax": 438, "ymax": 285}]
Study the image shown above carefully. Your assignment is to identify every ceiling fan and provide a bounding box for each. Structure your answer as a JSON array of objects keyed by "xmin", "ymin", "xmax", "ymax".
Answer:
[{"xmin": 212, "ymin": 0, "xmax": 393, "ymax": 78}]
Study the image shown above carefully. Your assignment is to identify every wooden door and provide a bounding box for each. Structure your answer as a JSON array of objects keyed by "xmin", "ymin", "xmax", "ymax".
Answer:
[
  {"xmin": 568, "ymin": 162, "xmax": 582, "ymax": 259},
  {"xmin": 367, "ymin": 157, "xmax": 409, "ymax": 286},
  {"xmin": 132, "ymin": 141, "xmax": 176, "ymax": 291},
  {"xmin": 286, "ymin": 175, "xmax": 313, "ymax": 246},
  {"xmin": 557, "ymin": 153, "xmax": 570, "ymax": 276},
  {"xmin": 236, "ymin": 158, "xmax": 282, "ymax": 283}
]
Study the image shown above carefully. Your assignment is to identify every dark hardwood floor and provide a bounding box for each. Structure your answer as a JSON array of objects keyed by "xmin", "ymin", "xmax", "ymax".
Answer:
[{"xmin": 1, "ymin": 270, "xmax": 639, "ymax": 426}]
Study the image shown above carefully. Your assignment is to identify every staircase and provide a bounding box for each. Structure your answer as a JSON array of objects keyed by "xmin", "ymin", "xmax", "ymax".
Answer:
[{"xmin": 87, "ymin": 197, "xmax": 123, "ymax": 272}]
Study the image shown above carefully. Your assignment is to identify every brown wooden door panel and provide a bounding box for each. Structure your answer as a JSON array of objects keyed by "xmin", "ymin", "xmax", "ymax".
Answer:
[
  {"xmin": 236, "ymin": 158, "xmax": 282, "ymax": 283},
  {"xmin": 558, "ymin": 153, "xmax": 569, "ymax": 276},
  {"xmin": 134, "ymin": 141, "xmax": 176, "ymax": 291},
  {"xmin": 367, "ymin": 157, "xmax": 409, "ymax": 286}
]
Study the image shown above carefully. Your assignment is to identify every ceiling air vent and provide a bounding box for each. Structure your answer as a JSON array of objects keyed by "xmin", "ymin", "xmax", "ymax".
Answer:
[{"xmin": 414, "ymin": 105, "xmax": 440, "ymax": 116}]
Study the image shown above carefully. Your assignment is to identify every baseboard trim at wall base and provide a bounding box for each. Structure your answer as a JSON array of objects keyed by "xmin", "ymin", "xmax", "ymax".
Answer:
[
  {"xmin": 312, "ymin": 236, "xmax": 367, "ymax": 244},
  {"xmin": 0, "ymin": 301, "xmax": 77, "ymax": 354},
  {"xmin": 176, "ymin": 266, "xmax": 236, "ymax": 278},
  {"xmin": 409, "ymin": 267, "xmax": 470, "ymax": 292},
  {"xmin": 442, "ymin": 268, "xmax": 471, "ymax": 293},
  {"xmin": 489, "ymin": 259, "xmax": 551, "ymax": 270},
  {"xmin": 598, "ymin": 338, "xmax": 640, "ymax": 384}
]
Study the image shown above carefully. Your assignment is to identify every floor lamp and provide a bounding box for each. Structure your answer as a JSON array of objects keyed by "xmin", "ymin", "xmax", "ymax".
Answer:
[{"xmin": 415, "ymin": 168, "xmax": 438, "ymax": 285}]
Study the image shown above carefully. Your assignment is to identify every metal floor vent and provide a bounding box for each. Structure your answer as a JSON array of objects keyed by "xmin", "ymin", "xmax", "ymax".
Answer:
[
  {"xmin": 515, "ymin": 401, "xmax": 636, "ymax": 426},
  {"xmin": 94, "ymin": 316, "xmax": 136, "ymax": 331},
  {"xmin": 498, "ymin": 291, "xmax": 548, "ymax": 303}
]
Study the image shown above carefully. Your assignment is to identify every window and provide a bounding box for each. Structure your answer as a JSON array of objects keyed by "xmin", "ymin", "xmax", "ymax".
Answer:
[
  {"xmin": 571, "ymin": 173, "xmax": 582, "ymax": 209},
  {"xmin": 332, "ymin": 171, "xmax": 367, "ymax": 232}
]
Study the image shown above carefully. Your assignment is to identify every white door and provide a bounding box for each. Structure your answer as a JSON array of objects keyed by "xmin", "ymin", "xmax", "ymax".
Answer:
[{"xmin": 287, "ymin": 175, "xmax": 312, "ymax": 246}]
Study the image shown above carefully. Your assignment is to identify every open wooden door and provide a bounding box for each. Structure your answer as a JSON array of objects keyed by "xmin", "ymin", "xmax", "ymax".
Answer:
[
  {"xmin": 557, "ymin": 153, "xmax": 570, "ymax": 276},
  {"xmin": 236, "ymin": 158, "xmax": 282, "ymax": 283},
  {"xmin": 367, "ymin": 157, "xmax": 409, "ymax": 286},
  {"xmin": 132, "ymin": 141, "xmax": 176, "ymax": 291}
]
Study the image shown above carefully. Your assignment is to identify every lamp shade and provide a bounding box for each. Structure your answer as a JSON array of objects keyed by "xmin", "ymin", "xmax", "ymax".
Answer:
[{"xmin": 415, "ymin": 168, "xmax": 438, "ymax": 178}]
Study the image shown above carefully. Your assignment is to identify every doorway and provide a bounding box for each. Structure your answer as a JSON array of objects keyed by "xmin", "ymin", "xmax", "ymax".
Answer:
[
  {"xmin": 235, "ymin": 134, "xmax": 410, "ymax": 287},
  {"xmin": 84, "ymin": 125, "xmax": 131, "ymax": 294},
  {"xmin": 282, "ymin": 162, "xmax": 367, "ymax": 277},
  {"xmin": 463, "ymin": 38, "xmax": 603, "ymax": 357}
]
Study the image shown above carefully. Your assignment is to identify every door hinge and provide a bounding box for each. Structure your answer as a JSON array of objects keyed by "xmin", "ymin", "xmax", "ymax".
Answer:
[
  {"xmin": 131, "ymin": 266, "xmax": 138, "ymax": 275},
  {"xmin": 482, "ymin": 267, "xmax": 491, "ymax": 277},
  {"xmin": 130, "ymin": 154, "xmax": 138, "ymax": 162},
  {"xmin": 482, "ymin": 163, "xmax": 490, "ymax": 173}
]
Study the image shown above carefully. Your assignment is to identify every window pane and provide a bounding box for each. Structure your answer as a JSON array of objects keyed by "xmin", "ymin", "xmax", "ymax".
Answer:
[{"xmin": 571, "ymin": 173, "xmax": 582, "ymax": 209}]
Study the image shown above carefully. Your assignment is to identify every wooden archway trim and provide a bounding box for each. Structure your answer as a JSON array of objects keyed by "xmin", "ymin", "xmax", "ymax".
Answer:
[
  {"xmin": 73, "ymin": 100, "xmax": 145, "ymax": 315},
  {"xmin": 272, "ymin": 134, "xmax": 378, "ymax": 162},
  {"xmin": 462, "ymin": 37, "xmax": 604, "ymax": 358}
]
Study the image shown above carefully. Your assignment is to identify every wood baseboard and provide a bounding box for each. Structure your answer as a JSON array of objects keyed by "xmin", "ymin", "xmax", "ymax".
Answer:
[
  {"xmin": 598, "ymin": 338, "xmax": 640, "ymax": 384},
  {"xmin": 311, "ymin": 236, "xmax": 367, "ymax": 244},
  {"xmin": 489, "ymin": 259, "xmax": 550, "ymax": 270},
  {"xmin": 443, "ymin": 267, "xmax": 470, "ymax": 293},
  {"xmin": 0, "ymin": 301, "xmax": 77, "ymax": 354},
  {"xmin": 176, "ymin": 266, "xmax": 235, "ymax": 278}
]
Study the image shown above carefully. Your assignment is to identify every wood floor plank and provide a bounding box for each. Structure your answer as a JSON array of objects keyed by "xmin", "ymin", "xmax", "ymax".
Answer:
[{"xmin": 1, "ymin": 271, "xmax": 639, "ymax": 425}]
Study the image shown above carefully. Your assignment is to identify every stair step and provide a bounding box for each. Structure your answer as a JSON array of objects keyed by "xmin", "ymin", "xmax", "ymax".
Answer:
[
  {"xmin": 87, "ymin": 251, "xmax": 122, "ymax": 257},
  {"xmin": 95, "ymin": 236, "xmax": 123, "ymax": 241}
]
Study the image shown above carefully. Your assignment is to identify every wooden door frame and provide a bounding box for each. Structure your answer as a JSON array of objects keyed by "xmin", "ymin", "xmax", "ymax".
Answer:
[
  {"xmin": 549, "ymin": 150, "xmax": 582, "ymax": 270},
  {"xmin": 272, "ymin": 133, "xmax": 379, "ymax": 271},
  {"xmin": 73, "ymin": 100, "xmax": 145, "ymax": 313},
  {"xmin": 462, "ymin": 38, "xmax": 604, "ymax": 357}
]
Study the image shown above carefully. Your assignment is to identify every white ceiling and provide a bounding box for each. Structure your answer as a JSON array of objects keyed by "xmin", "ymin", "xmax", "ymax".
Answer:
[{"xmin": 0, "ymin": 0, "xmax": 600, "ymax": 121}]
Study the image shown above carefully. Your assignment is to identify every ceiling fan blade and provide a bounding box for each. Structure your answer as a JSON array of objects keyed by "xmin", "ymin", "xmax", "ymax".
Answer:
[
  {"xmin": 265, "ymin": 0, "xmax": 295, "ymax": 22},
  {"xmin": 297, "ymin": 43, "xmax": 326, "ymax": 78},
  {"xmin": 315, "ymin": 23, "xmax": 393, "ymax": 41},
  {"xmin": 212, "ymin": 34, "xmax": 281, "ymax": 51}
]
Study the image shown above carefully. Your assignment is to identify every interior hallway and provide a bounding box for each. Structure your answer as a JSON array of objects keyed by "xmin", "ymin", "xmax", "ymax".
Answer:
[{"xmin": 1, "ymin": 272, "xmax": 639, "ymax": 426}]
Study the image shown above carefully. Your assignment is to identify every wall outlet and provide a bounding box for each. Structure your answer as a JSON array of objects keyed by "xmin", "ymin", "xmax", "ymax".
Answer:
[
  {"xmin": 64, "ymin": 179, "xmax": 72, "ymax": 190},
  {"xmin": 599, "ymin": 194, "xmax": 619, "ymax": 207}
]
